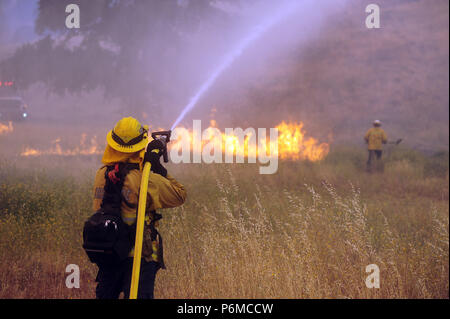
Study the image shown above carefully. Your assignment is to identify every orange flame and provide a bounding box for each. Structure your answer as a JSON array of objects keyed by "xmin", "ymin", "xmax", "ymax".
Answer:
[
  {"xmin": 276, "ymin": 121, "xmax": 329, "ymax": 161},
  {"xmin": 21, "ymin": 134, "xmax": 102, "ymax": 156},
  {"xmin": 170, "ymin": 121, "xmax": 329, "ymax": 161},
  {"xmin": 20, "ymin": 121, "xmax": 330, "ymax": 161},
  {"xmin": 0, "ymin": 121, "xmax": 13, "ymax": 135}
]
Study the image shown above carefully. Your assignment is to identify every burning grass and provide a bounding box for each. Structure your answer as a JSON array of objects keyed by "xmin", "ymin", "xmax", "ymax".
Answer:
[
  {"xmin": 0, "ymin": 146, "xmax": 448, "ymax": 299},
  {"xmin": 16, "ymin": 120, "xmax": 330, "ymax": 163},
  {"xmin": 0, "ymin": 121, "xmax": 13, "ymax": 135}
]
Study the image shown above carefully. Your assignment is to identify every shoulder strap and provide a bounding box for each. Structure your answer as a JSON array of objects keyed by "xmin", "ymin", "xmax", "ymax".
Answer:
[
  {"xmin": 100, "ymin": 163, "xmax": 140, "ymax": 214},
  {"xmin": 121, "ymin": 163, "xmax": 140, "ymax": 209},
  {"xmin": 122, "ymin": 163, "xmax": 140, "ymax": 175}
]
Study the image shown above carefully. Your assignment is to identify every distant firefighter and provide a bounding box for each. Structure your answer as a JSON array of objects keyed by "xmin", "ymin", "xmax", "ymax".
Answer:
[{"xmin": 364, "ymin": 120, "xmax": 387, "ymax": 172}]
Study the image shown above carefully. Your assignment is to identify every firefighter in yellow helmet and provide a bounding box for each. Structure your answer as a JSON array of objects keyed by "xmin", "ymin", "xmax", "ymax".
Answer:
[
  {"xmin": 92, "ymin": 117, "xmax": 186, "ymax": 299},
  {"xmin": 364, "ymin": 120, "xmax": 388, "ymax": 172}
]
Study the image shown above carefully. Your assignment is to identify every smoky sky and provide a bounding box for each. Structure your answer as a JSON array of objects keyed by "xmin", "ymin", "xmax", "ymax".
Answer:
[
  {"xmin": 0, "ymin": 0, "xmax": 38, "ymax": 46},
  {"xmin": 0, "ymin": 0, "xmax": 448, "ymax": 151},
  {"xmin": 1, "ymin": 0, "xmax": 349, "ymax": 126}
]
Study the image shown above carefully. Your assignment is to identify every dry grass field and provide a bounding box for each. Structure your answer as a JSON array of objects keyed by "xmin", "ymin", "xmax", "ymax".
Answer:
[
  {"xmin": 0, "ymin": 0, "xmax": 448, "ymax": 299},
  {"xmin": 0, "ymin": 123, "xmax": 448, "ymax": 299}
]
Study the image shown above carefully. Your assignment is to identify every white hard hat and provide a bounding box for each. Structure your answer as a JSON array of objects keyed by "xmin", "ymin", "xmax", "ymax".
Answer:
[{"xmin": 373, "ymin": 120, "xmax": 381, "ymax": 126}]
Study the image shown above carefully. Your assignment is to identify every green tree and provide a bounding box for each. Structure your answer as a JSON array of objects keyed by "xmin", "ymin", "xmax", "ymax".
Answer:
[{"xmin": 0, "ymin": 0, "xmax": 233, "ymax": 117}]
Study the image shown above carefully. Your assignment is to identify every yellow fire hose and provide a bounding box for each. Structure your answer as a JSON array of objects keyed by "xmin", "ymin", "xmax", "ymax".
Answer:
[{"xmin": 129, "ymin": 160, "xmax": 151, "ymax": 299}]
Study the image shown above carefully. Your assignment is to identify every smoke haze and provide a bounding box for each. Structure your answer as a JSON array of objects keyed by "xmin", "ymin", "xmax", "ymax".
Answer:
[{"xmin": 0, "ymin": 0, "xmax": 448, "ymax": 153}]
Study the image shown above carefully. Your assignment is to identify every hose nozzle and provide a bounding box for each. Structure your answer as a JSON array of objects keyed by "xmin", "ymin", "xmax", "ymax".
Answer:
[{"xmin": 151, "ymin": 130, "xmax": 172, "ymax": 162}]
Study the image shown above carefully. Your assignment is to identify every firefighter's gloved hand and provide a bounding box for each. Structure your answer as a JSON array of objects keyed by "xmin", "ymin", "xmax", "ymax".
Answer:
[
  {"xmin": 147, "ymin": 139, "xmax": 165, "ymax": 152},
  {"xmin": 144, "ymin": 151, "xmax": 167, "ymax": 177},
  {"xmin": 144, "ymin": 140, "xmax": 167, "ymax": 177}
]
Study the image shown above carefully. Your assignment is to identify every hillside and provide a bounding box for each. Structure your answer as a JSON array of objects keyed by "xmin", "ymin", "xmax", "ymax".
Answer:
[
  {"xmin": 2, "ymin": 0, "xmax": 448, "ymax": 153},
  {"xmin": 191, "ymin": 0, "xmax": 449, "ymax": 152}
]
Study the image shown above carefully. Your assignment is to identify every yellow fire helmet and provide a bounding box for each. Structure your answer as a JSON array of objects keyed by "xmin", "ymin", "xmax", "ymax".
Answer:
[{"xmin": 106, "ymin": 117, "xmax": 149, "ymax": 153}]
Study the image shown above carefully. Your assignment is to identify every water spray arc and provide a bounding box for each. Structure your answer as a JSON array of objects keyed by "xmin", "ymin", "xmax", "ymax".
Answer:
[
  {"xmin": 133, "ymin": 0, "xmax": 315, "ymax": 298},
  {"xmin": 170, "ymin": 0, "xmax": 308, "ymax": 130}
]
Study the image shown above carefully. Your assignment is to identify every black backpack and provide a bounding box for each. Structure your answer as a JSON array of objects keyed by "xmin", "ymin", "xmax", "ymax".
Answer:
[{"xmin": 83, "ymin": 163, "xmax": 139, "ymax": 267}]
